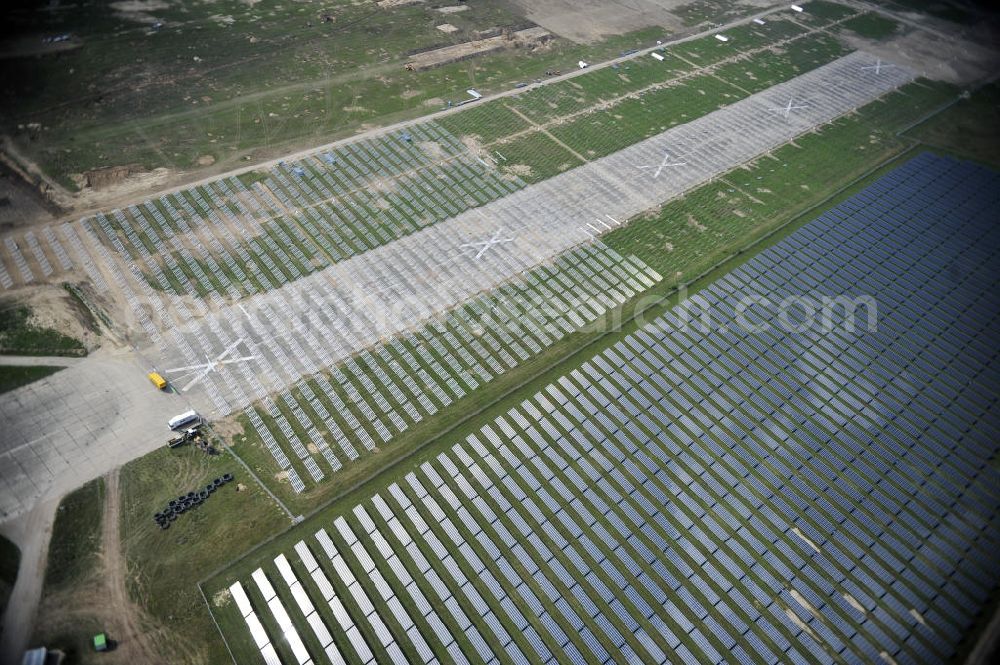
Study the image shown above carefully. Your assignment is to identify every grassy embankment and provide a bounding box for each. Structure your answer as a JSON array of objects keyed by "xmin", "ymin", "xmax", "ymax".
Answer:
[{"xmin": 0, "ymin": 305, "xmax": 86, "ymax": 357}]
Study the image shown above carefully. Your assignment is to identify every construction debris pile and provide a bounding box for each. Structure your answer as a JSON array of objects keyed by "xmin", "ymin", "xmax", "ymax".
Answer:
[{"xmin": 167, "ymin": 422, "xmax": 216, "ymax": 455}]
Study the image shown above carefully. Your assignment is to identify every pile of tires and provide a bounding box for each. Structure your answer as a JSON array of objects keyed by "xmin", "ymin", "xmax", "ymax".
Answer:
[{"xmin": 153, "ymin": 472, "xmax": 235, "ymax": 530}]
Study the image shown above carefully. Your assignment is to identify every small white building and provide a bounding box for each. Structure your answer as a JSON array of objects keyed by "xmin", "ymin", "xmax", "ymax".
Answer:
[
  {"xmin": 715, "ymin": 34, "xmax": 730, "ymax": 42},
  {"xmin": 578, "ymin": 60, "xmax": 589, "ymax": 69},
  {"xmin": 651, "ymin": 52, "xmax": 665, "ymax": 61},
  {"xmin": 791, "ymin": 4, "xmax": 804, "ymax": 12}
]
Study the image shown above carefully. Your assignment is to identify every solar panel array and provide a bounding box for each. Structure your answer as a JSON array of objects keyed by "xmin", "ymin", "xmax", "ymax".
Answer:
[
  {"xmin": 221, "ymin": 153, "xmax": 999, "ymax": 663},
  {"xmin": 130, "ymin": 52, "xmax": 910, "ymax": 424},
  {"xmin": 0, "ymin": 51, "xmax": 913, "ymax": 312},
  {"xmin": 79, "ymin": 122, "xmax": 524, "ymax": 302},
  {"xmin": 0, "ymin": 223, "xmax": 82, "ymax": 290},
  {"xmin": 598, "ymin": 51, "xmax": 914, "ymax": 225},
  {"xmin": 241, "ymin": 241, "xmax": 661, "ymax": 493},
  {"xmin": 0, "ymin": 54, "xmax": 914, "ymax": 464}
]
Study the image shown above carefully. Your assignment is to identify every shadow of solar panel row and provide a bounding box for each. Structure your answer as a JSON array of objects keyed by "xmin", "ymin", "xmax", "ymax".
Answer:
[{"xmin": 222, "ymin": 152, "xmax": 998, "ymax": 664}]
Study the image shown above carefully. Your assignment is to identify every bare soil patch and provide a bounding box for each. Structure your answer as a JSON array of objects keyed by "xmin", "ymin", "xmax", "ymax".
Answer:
[
  {"xmin": 110, "ymin": 0, "xmax": 169, "ymax": 10},
  {"xmin": 210, "ymin": 415, "xmax": 244, "ymax": 442},
  {"xmin": 82, "ymin": 164, "xmax": 147, "ymax": 190},
  {"xmin": 840, "ymin": 27, "xmax": 999, "ymax": 85},
  {"xmin": 843, "ymin": 592, "xmax": 867, "ymax": 615},
  {"xmin": 498, "ymin": 0, "xmax": 673, "ymax": 43},
  {"xmin": 417, "ymin": 140, "xmax": 447, "ymax": 160},
  {"xmin": 1, "ymin": 285, "xmax": 102, "ymax": 352},
  {"xmin": 503, "ymin": 163, "xmax": 533, "ymax": 178},
  {"xmin": 101, "ymin": 469, "xmax": 164, "ymax": 663},
  {"xmin": 406, "ymin": 27, "xmax": 552, "ymax": 71},
  {"xmin": 460, "ymin": 135, "xmax": 487, "ymax": 156},
  {"xmin": 686, "ymin": 213, "xmax": 707, "ymax": 231},
  {"xmin": 0, "ymin": 163, "xmax": 56, "ymax": 231},
  {"xmin": 500, "ymin": 0, "xmax": 783, "ymax": 42},
  {"xmin": 63, "ymin": 166, "xmax": 173, "ymax": 216},
  {"xmin": 110, "ymin": 0, "xmax": 170, "ymax": 24},
  {"xmin": 784, "ymin": 606, "xmax": 819, "ymax": 640}
]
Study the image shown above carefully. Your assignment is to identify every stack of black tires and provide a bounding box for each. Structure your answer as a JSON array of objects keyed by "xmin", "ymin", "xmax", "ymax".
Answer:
[{"xmin": 153, "ymin": 472, "xmax": 234, "ymax": 530}]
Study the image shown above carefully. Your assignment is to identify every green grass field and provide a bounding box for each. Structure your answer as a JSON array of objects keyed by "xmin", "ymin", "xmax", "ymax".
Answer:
[
  {"xmin": 902, "ymin": 82, "xmax": 1000, "ymax": 168},
  {"xmin": 839, "ymin": 12, "xmax": 902, "ymax": 39},
  {"xmin": 886, "ymin": 0, "xmax": 979, "ymax": 24},
  {"xmin": 795, "ymin": 0, "xmax": 858, "ymax": 23},
  {"xmin": 0, "ymin": 305, "xmax": 86, "ymax": 357},
  {"xmin": 494, "ymin": 130, "xmax": 584, "ymax": 183},
  {"xmin": 670, "ymin": 17, "xmax": 808, "ymax": 66},
  {"xmin": 119, "ymin": 445, "xmax": 289, "ymax": 664},
  {"xmin": 30, "ymin": 478, "xmax": 107, "ymax": 665},
  {"xmin": 44, "ymin": 478, "xmax": 104, "ymax": 593},
  {"xmin": 0, "ymin": 0, "xmax": 664, "ymax": 190},
  {"xmin": 0, "ymin": 364, "xmax": 62, "ymax": 394},
  {"xmin": 443, "ymin": 12, "xmax": 860, "ymax": 176},
  {"xmin": 711, "ymin": 33, "xmax": 850, "ymax": 94}
]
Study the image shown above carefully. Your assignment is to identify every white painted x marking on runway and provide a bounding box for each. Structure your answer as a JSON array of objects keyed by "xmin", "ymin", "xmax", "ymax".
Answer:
[
  {"xmin": 767, "ymin": 98, "xmax": 809, "ymax": 119},
  {"xmin": 459, "ymin": 229, "xmax": 515, "ymax": 259},
  {"xmin": 637, "ymin": 151, "xmax": 687, "ymax": 178},
  {"xmin": 163, "ymin": 338, "xmax": 258, "ymax": 392},
  {"xmin": 860, "ymin": 59, "xmax": 895, "ymax": 75}
]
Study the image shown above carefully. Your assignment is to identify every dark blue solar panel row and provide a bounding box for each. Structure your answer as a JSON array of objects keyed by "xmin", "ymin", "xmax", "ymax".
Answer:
[
  {"xmin": 442, "ymin": 153, "xmax": 999, "ymax": 664},
  {"xmin": 579, "ymin": 153, "xmax": 1000, "ymax": 663}
]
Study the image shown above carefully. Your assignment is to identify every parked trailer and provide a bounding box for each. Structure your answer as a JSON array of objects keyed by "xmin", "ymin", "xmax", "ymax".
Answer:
[{"xmin": 168, "ymin": 410, "xmax": 201, "ymax": 431}]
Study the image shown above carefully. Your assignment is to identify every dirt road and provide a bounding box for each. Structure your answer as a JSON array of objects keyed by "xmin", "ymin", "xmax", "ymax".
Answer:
[{"xmin": 101, "ymin": 468, "xmax": 162, "ymax": 664}]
